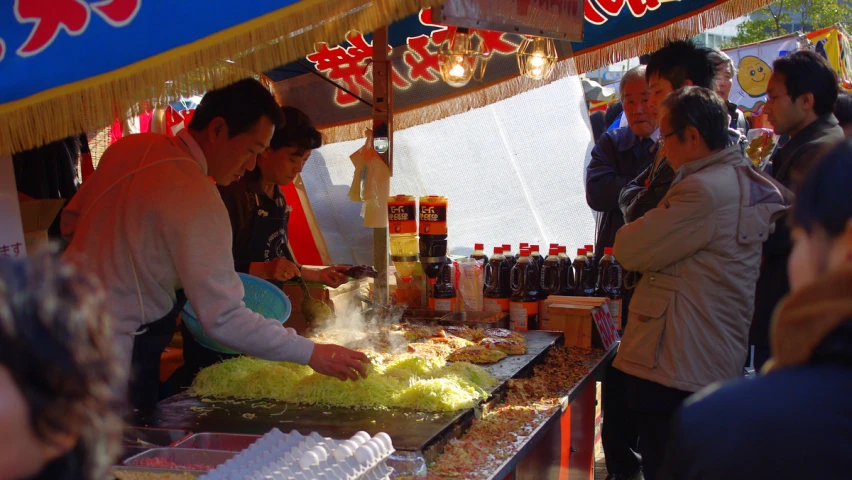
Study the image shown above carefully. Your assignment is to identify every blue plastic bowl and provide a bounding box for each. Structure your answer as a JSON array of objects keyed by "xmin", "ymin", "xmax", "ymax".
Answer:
[{"xmin": 182, "ymin": 273, "xmax": 292, "ymax": 354}]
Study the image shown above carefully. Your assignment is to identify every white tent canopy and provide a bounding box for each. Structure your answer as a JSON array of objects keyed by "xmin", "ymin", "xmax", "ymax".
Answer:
[{"xmin": 303, "ymin": 75, "xmax": 597, "ymax": 265}]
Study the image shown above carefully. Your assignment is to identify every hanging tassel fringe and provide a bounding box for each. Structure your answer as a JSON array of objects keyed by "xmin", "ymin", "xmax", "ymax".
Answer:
[
  {"xmin": 319, "ymin": 0, "xmax": 774, "ymax": 144},
  {"xmin": 0, "ymin": 0, "xmax": 442, "ymax": 157}
]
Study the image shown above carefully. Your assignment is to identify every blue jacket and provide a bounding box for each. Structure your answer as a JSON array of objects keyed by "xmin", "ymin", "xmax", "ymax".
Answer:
[
  {"xmin": 585, "ymin": 127, "xmax": 656, "ymax": 256},
  {"xmin": 661, "ymin": 267, "xmax": 852, "ymax": 479}
]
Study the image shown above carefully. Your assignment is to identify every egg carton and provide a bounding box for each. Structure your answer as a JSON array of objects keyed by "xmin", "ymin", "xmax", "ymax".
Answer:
[{"xmin": 199, "ymin": 428, "xmax": 394, "ymax": 480}]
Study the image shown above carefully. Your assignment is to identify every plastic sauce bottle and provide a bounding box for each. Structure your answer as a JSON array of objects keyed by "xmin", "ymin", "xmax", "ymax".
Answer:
[
  {"xmin": 530, "ymin": 245, "xmax": 544, "ymax": 272},
  {"xmin": 502, "ymin": 244, "xmax": 516, "ymax": 268},
  {"xmin": 516, "ymin": 243, "xmax": 529, "ymax": 260},
  {"xmin": 598, "ymin": 247, "xmax": 624, "ymax": 330},
  {"xmin": 568, "ymin": 248, "xmax": 593, "ymax": 296},
  {"xmin": 470, "ymin": 243, "xmax": 488, "ymax": 264},
  {"xmin": 387, "ymin": 195, "xmax": 418, "ymax": 283},
  {"xmin": 585, "ymin": 244, "xmax": 599, "ymax": 287},
  {"xmin": 429, "ymin": 257, "xmax": 457, "ymax": 311},
  {"xmin": 484, "ymin": 247, "xmax": 510, "ymax": 313},
  {"xmin": 419, "ymin": 196, "xmax": 449, "ymax": 284},
  {"xmin": 539, "ymin": 247, "xmax": 561, "ymax": 329},
  {"xmin": 510, "ymin": 248, "xmax": 540, "ymax": 331}
]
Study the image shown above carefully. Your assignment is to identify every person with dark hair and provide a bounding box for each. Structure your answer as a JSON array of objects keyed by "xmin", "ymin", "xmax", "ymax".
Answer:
[
  {"xmin": 835, "ymin": 92, "xmax": 852, "ymax": 137},
  {"xmin": 173, "ymin": 107, "xmax": 350, "ymax": 379},
  {"xmin": 61, "ymin": 79, "xmax": 369, "ymax": 416},
  {"xmin": 749, "ymin": 50, "xmax": 845, "ymax": 371},
  {"xmin": 618, "ymin": 39, "xmax": 721, "ymax": 224},
  {"xmin": 709, "ymin": 49, "xmax": 749, "ymax": 135},
  {"xmin": 612, "ymin": 86, "xmax": 790, "ymax": 480},
  {"xmin": 0, "ymin": 252, "xmax": 124, "ymax": 480},
  {"xmin": 659, "ymin": 138, "xmax": 852, "ymax": 480},
  {"xmin": 586, "ymin": 64, "xmax": 657, "ymax": 480}
]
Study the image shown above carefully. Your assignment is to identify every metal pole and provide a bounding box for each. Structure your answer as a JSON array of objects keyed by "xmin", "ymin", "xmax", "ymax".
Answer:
[{"xmin": 372, "ymin": 26, "xmax": 392, "ymax": 304}]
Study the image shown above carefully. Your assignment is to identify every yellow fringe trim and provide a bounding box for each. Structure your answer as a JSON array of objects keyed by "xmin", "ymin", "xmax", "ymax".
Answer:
[
  {"xmin": 1, "ymin": 0, "xmax": 443, "ymax": 157},
  {"xmin": 319, "ymin": 0, "xmax": 773, "ymax": 144}
]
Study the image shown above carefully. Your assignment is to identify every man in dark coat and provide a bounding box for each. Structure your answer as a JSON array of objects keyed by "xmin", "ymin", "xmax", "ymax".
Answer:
[
  {"xmin": 618, "ymin": 40, "xmax": 717, "ymax": 223},
  {"xmin": 659, "ymin": 139, "xmax": 852, "ymax": 480},
  {"xmin": 749, "ymin": 50, "xmax": 845, "ymax": 370},
  {"xmin": 585, "ymin": 65, "xmax": 657, "ymax": 480}
]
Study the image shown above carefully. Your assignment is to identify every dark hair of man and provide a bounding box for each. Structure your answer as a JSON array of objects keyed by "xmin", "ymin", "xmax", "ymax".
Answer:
[
  {"xmin": 662, "ymin": 86, "xmax": 730, "ymax": 150},
  {"xmin": 834, "ymin": 92, "xmax": 852, "ymax": 128},
  {"xmin": 646, "ymin": 39, "xmax": 716, "ymax": 89},
  {"xmin": 772, "ymin": 50, "xmax": 839, "ymax": 116},
  {"xmin": 0, "ymin": 252, "xmax": 124, "ymax": 480},
  {"xmin": 270, "ymin": 106, "xmax": 323, "ymax": 154},
  {"xmin": 188, "ymin": 78, "xmax": 283, "ymax": 137},
  {"xmin": 244, "ymin": 107, "xmax": 322, "ymax": 183},
  {"xmin": 792, "ymin": 138, "xmax": 852, "ymax": 236}
]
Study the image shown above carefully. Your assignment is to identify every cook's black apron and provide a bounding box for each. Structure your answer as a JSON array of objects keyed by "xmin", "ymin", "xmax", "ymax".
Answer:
[
  {"xmin": 174, "ymin": 188, "xmax": 291, "ymax": 388},
  {"xmin": 130, "ymin": 289, "xmax": 186, "ymax": 416}
]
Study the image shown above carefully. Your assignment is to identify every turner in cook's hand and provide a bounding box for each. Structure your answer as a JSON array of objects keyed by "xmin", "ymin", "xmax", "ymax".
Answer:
[{"xmin": 282, "ymin": 240, "xmax": 334, "ymax": 325}]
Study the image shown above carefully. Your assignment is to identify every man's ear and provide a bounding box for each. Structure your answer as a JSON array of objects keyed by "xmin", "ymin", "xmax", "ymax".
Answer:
[
  {"xmin": 207, "ymin": 117, "xmax": 228, "ymax": 142},
  {"xmin": 797, "ymin": 92, "xmax": 816, "ymax": 113},
  {"xmin": 682, "ymin": 79, "xmax": 694, "ymax": 87}
]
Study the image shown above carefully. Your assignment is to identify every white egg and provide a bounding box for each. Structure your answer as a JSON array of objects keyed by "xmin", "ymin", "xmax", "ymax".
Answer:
[
  {"xmin": 298, "ymin": 450, "xmax": 319, "ymax": 469},
  {"xmin": 361, "ymin": 440, "xmax": 380, "ymax": 460},
  {"xmin": 373, "ymin": 432, "xmax": 393, "ymax": 451},
  {"xmin": 311, "ymin": 445, "xmax": 328, "ymax": 463},
  {"xmin": 333, "ymin": 444, "xmax": 354, "ymax": 462},
  {"xmin": 342, "ymin": 439, "xmax": 360, "ymax": 451},
  {"xmin": 354, "ymin": 445, "xmax": 375, "ymax": 465},
  {"xmin": 353, "ymin": 431, "xmax": 371, "ymax": 444}
]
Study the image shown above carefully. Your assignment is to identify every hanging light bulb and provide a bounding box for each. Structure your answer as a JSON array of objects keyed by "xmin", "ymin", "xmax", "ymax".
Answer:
[
  {"xmin": 517, "ymin": 36, "xmax": 558, "ymax": 81},
  {"xmin": 438, "ymin": 28, "xmax": 489, "ymax": 88}
]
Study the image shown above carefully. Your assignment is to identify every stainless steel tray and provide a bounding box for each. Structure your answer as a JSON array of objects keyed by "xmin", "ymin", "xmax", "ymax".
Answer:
[
  {"xmin": 111, "ymin": 465, "xmax": 203, "ymax": 478},
  {"xmin": 123, "ymin": 448, "xmax": 234, "ymax": 471},
  {"xmin": 123, "ymin": 427, "xmax": 191, "ymax": 447},
  {"xmin": 172, "ymin": 432, "xmax": 260, "ymax": 452}
]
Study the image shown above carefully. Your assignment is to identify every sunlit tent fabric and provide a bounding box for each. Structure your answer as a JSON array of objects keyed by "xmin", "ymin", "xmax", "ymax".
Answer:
[
  {"xmin": 0, "ymin": 0, "xmax": 442, "ymax": 156},
  {"xmin": 270, "ymin": 0, "xmax": 776, "ymax": 144}
]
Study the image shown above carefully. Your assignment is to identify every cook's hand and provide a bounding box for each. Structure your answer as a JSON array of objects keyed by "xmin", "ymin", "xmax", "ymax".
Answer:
[
  {"xmin": 268, "ymin": 258, "xmax": 301, "ymax": 282},
  {"xmin": 308, "ymin": 343, "xmax": 370, "ymax": 381},
  {"xmin": 318, "ymin": 266, "xmax": 350, "ymax": 288}
]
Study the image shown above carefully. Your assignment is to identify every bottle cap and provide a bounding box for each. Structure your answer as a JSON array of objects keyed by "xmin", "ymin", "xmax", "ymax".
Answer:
[
  {"xmin": 604, "ymin": 247, "xmax": 614, "ymax": 255},
  {"xmin": 577, "ymin": 248, "xmax": 586, "ymax": 256},
  {"xmin": 531, "ymin": 245, "xmax": 540, "ymax": 252},
  {"xmin": 493, "ymin": 247, "xmax": 504, "ymax": 254},
  {"xmin": 520, "ymin": 248, "xmax": 531, "ymax": 257},
  {"xmin": 502, "ymin": 244, "xmax": 512, "ymax": 251},
  {"xmin": 558, "ymin": 246, "xmax": 567, "ymax": 253},
  {"xmin": 549, "ymin": 247, "xmax": 559, "ymax": 256},
  {"xmin": 474, "ymin": 243, "xmax": 484, "ymax": 250},
  {"xmin": 585, "ymin": 244, "xmax": 594, "ymax": 253},
  {"xmin": 520, "ymin": 242, "xmax": 529, "ymax": 248},
  {"xmin": 550, "ymin": 243, "xmax": 559, "ymax": 249}
]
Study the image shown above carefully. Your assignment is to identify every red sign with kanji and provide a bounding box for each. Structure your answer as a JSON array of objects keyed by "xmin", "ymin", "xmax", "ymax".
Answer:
[{"xmin": 592, "ymin": 306, "xmax": 620, "ymax": 350}]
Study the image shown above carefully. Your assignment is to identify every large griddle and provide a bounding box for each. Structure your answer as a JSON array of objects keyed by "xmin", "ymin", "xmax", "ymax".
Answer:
[{"xmin": 141, "ymin": 331, "xmax": 562, "ymax": 463}]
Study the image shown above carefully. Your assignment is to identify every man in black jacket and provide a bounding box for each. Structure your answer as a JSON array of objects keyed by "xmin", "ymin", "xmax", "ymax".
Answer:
[
  {"xmin": 618, "ymin": 40, "xmax": 717, "ymax": 223},
  {"xmin": 749, "ymin": 50, "xmax": 844, "ymax": 370},
  {"xmin": 585, "ymin": 65, "xmax": 657, "ymax": 480},
  {"xmin": 659, "ymin": 139, "xmax": 852, "ymax": 480}
]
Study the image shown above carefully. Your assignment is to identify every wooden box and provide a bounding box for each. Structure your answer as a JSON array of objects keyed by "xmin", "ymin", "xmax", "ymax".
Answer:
[{"xmin": 545, "ymin": 297, "xmax": 609, "ymax": 348}]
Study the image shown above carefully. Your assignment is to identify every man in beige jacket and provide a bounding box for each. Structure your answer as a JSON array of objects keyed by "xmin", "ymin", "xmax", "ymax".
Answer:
[{"xmin": 612, "ymin": 87, "xmax": 790, "ymax": 480}]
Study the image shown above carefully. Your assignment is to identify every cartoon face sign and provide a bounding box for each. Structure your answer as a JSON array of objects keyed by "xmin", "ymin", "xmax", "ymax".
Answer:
[{"xmin": 738, "ymin": 56, "xmax": 772, "ymax": 97}]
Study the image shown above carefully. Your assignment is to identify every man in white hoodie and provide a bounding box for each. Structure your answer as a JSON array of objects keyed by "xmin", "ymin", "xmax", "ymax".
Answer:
[{"xmin": 62, "ymin": 79, "xmax": 368, "ymax": 415}]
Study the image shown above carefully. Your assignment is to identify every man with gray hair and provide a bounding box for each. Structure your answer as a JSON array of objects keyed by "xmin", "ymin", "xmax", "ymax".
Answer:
[
  {"xmin": 612, "ymin": 87, "xmax": 790, "ymax": 480},
  {"xmin": 585, "ymin": 64, "xmax": 657, "ymax": 480}
]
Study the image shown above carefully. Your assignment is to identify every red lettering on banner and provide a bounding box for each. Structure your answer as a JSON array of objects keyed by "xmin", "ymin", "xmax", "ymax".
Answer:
[
  {"xmin": 403, "ymin": 35, "xmax": 440, "ymax": 82},
  {"xmin": 0, "ymin": 243, "xmax": 22, "ymax": 258},
  {"xmin": 15, "ymin": 0, "xmax": 90, "ymax": 57},
  {"xmin": 90, "ymin": 0, "xmax": 142, "ymax": 27},
  {"xmin": 594, "ymin": 0, "xmax": 626, "ymax": 17},
  {"xmin": 625, "ymin": 0, "xmax": 661, "ymax": 18},
  {"xmin": 585, "ymin": 0, "xmax": 609, "ymax": 24},
  {"xmin": 307, "ymin": 33, "xmax": 409, "ymax": 106}
]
